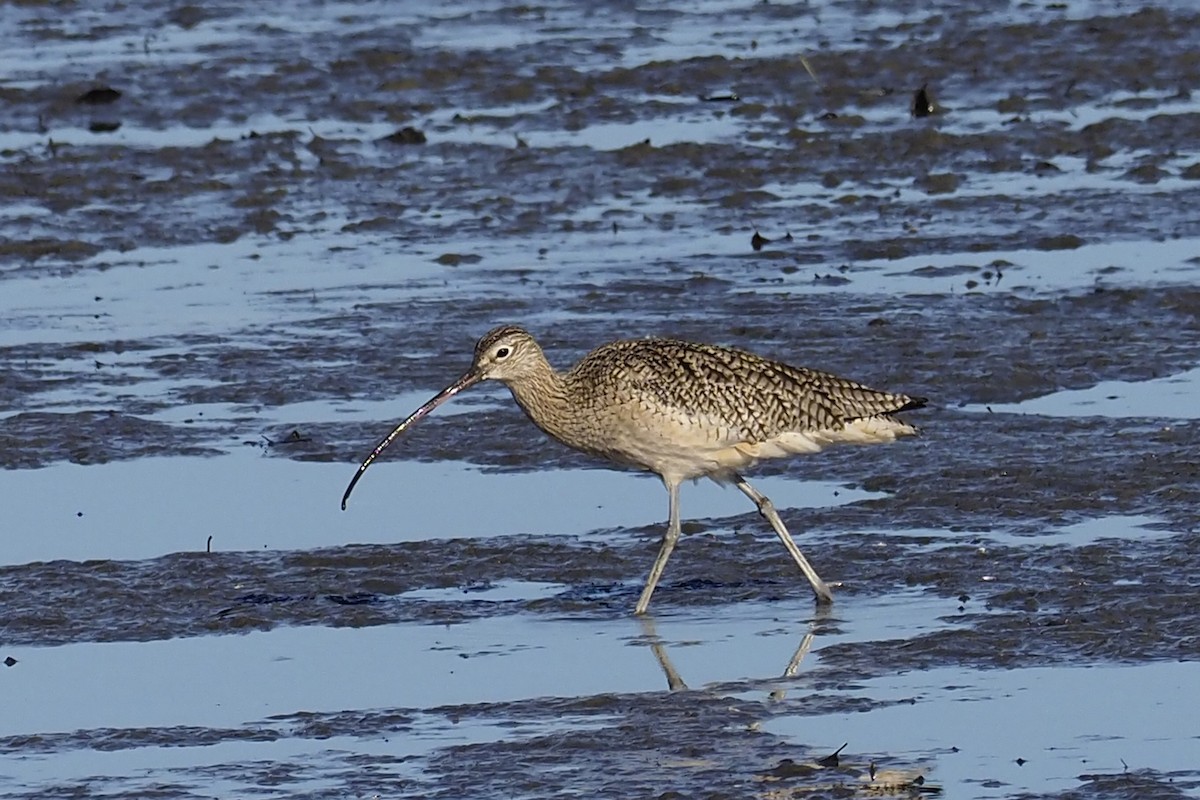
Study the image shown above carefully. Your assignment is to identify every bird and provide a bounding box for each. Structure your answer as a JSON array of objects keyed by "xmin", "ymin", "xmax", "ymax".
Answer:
[{"xmin": 341, "ymin": 325, "xmax": 926, "ymax": 614}]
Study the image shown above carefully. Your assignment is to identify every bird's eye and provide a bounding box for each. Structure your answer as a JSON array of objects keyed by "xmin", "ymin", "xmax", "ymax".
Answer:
[{"xmin": 495, "ymin": 346, "xmax": 511, "ymax": 359}]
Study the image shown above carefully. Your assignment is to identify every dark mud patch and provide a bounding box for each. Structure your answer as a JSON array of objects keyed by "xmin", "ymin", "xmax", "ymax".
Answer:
[
  {"xmin": 4, "ymin": 5, "xmax": 1200, "ymax": 269},
  {"xmin": 0, "ymin": 410, "xmax": 223, "ymax": 467}
]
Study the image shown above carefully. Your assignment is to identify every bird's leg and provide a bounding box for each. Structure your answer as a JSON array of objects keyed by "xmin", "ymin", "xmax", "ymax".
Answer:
[
  {"xmin": 733, "ymin": 475, "xmax": 834, "ymax": 605},
  {"xmin": 635, "ymin": 479, "xmax": 682, "ymax": 615}
]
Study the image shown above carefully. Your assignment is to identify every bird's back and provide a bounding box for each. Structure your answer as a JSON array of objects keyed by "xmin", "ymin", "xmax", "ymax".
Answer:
[{"xmin": 561, "ymin": 337, "xmax": 924, "ymax": 480}]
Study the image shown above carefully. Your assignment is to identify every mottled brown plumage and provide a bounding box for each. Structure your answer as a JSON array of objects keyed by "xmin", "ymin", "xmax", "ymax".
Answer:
[{"xmin": 343, "ymin": 325, "xmax": 927, "ymax": 614}]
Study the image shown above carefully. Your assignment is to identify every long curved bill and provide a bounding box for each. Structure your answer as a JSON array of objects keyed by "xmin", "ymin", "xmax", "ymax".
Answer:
[{"xmin": 341, "ymin": 369, "xmax": 482, "ymax": 510}]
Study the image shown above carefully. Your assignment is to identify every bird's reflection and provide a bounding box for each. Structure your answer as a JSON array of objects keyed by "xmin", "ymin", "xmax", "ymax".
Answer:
[
  {"xmin": 635, "ymin": 610, "xmax": 942, "ymax": 794},
  {"xmin": 636, "ymin": 605, "xmax": 831, "ymax": 695},
  {"xmin": 768, "ymin": 624, "xmax": 816, "ymax": 703},
  {"xmin": 639, "ymin": 615, "xmax": 689, "ymax": 691}
]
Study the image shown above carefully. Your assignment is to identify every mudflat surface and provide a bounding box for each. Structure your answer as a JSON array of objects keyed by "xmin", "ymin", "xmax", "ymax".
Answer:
[{"xmin": 2, "ymin": 1, "xmax": 1199, "ymax": 798}]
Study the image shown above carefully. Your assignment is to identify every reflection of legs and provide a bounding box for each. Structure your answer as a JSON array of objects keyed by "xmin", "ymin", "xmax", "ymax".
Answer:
[
  {"xmin": 635, "ymin": 479, "xmax": 682, "ymax": 615},
  {"xmin": 782, "ymin": 630, "xmax": 816, "ymax": 678},
  {"xmin": 770, "ymin": 629, "xmax": 817, "ymax": 703},
  {"xmin": 638, "ymin": 616, "xmax": 687, "ymax": 691},
  {"xmin": 734, "ymin": 474, "xmax": 834, "ymax": 605}
]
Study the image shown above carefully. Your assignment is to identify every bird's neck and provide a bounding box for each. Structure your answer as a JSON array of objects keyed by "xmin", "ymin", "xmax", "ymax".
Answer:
[{"xmin": 503, "ymin": 358, "xmax": 575, "ymax": 441}]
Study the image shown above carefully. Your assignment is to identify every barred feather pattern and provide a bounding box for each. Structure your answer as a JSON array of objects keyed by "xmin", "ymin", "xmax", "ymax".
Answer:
[{"xmin": 472, "ymin": 326, "xmax": 925, "ymax": 483}]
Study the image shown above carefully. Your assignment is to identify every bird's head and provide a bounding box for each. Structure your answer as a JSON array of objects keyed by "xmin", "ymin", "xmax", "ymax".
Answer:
[{"xmin": 470, "ymin": 325, "xmax": 546, "ymax": 385}]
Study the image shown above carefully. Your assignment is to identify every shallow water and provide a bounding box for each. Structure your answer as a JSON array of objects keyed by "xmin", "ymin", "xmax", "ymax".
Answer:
[
  {"xmin": 767, "ymin": 660, "xmax": 1200, "ymax": 797},
  {"xmin": 0, "ymin": 452, "xmax": 875, "ymax": 564},
  {"xmin": 0, "ymin": 592, "xmax": 982, "ymax": 794},
  {"xmin": 3, "ymin": 0, "xmax": 1200, "ymax": 797},
  {"xmin": 971, "ymin": 365, "xmax": 1200, "ymax": 420}
]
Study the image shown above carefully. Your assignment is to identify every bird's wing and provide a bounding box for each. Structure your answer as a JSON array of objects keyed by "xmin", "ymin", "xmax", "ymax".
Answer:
[{"xmin": 588, "ymin": 338, "xmax": 921, "ymax": 441}]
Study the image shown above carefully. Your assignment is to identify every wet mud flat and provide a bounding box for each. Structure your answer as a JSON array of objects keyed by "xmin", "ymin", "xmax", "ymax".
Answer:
[{"xmin": 3, "ymin": 1, "xmax": 1200, "ymax": 798}]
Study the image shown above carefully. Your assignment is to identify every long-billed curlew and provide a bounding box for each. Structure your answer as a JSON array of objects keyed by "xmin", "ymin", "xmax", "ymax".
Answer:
[{"xmin": 342, "ymin": 325, "xmax": 926, "ymax": 614}]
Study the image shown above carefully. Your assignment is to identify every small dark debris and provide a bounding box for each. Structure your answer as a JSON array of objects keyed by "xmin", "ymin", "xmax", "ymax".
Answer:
[
  {"xmin": 4, "ymin": 656, "xmax": 17, "ymax": 667},
  {"xmin": 1034, "ymin": 234, "xmax": 1085, "ymax": 251},
  {"xmin": 228, "ymin": 593, "xmax": 303, "ymax": 609},
  {"xmin": 751, "ymin": 231, "xmax": 792, "ymax": 252},
  {"xmin": 910, "ymin": 775, "xmax": 942, "ymax": 794},
  {"xmin": 88, "ymin": 120, "xmax": 122, "ymax": 133},
  {"xmin": 818, "ymin": 111, "xmax": 838, "ymax": 120},
  {"xmin": 435, "ymin": 252, "xmax": 483, "ymax": 266},
  {"xmin": 700, "ymin": 92, "xmax": 740, "ymax": 102},
  {"xmin": 918, "ymin": 173, "xmax": 961, "ymax": 194},
  {"xmin": 382, "ymin": 126, "xmax": 427, "ymax": 145},
  {"xmin": 997, "ymin": 93, "xmax": 1027, "ymax": 114},
  {"xmin": 1124, "ymin": 163, "xmax": 1168, "ymax": 184},
  {"xmin": 912, "ymin": 83, "xmax": 936, "ymax": 117},
  {"xmin": 76, "ymin": 87, "xmax": 122, "ymax": 105},
  {"xmin": 812, "ymin": 272, "xmax": 851, "ymax": 286},
  {"xmin": 167, "ymin": 5, "xmax": 208, "ymax": 29},
  {"xmin": 264, "ymin": 429, "xmax": 312, "ymax": 446},
  {"xmin": 817, "ymin": 742, "xmax": 848, "ymax": 767},
  {"xmin": 76, "ymin": 511, "xmax": 83, "ymax": 517},
  {"xmin": 1016, "ymin": 757, "xmax": 1027, "ymax": 766},
  {"xmin": 766, "ymin": 758, "xmax": 817, "ymax": 778},
  {"xmin": 326, "ymin": 593, "xmax": 379, "ymax": 606}
]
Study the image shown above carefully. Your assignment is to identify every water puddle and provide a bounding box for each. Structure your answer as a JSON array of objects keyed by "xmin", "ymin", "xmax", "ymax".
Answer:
[
  {"xmin": 1, "ymin": 560, "xmax": 1187, "ymax": 797},
  {"xmin": 0, "ymin": 235, "xmax": 439, "ymax": 346},
  {"xmin": 0, "ymin": 99, "xmax": 746, "ymax": 156},
  {"xmin": 884, "ymin": 514, "xmax": 1174, "ymax": 550},
  {"xmin": 766, "ymin": 660, "xmax": 1200, "ymax": 798},
  {"xmin": 815, "ymin": 236, "xmax": 1200, "ymax": 295},
  {"xmin": 0, "ymin": 589, "xmax": 958, "ymax": 739},
  {"xmin": 851, "ymin": 85, "xmax": 1200, "ymax": 136},
  {"xmin": 431, "ymin": 107, "xmax": 745, "ymax": 150},
  {"xmin": 3, "ymin": 711, "xmax": 613, "ymax": 798},
  {"xmin": 0, "ymin": 116, "xmax": 399, "ymax": 153},
  {"xmin": 968, "ymin": 365, "xmax": 1200, "ymax": 420},
  {"xmin": 400, "ymin": 580, "xmax": 566, "ymax": 603},
  {"xmin": 0, "ymin": 452, "xmax": 878, "ymax": 565}
]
